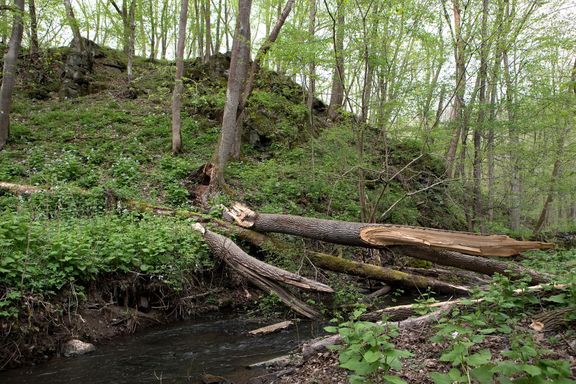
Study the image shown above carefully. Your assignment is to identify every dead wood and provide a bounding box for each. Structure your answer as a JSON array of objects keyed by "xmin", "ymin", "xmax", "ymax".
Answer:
[
  {"xmin": 192, "ymin": 224, "xmax": 330, "ymax": 319},
  {"xmin": 305, "ymin": 251, "xmax": 470, "ymax": 295},
  {"xmin": 360, "ymin": 226, "xmax": 553, "ymax": 257},
  {"xmin": 248, "ymin": 320, "xmax": 293, "ymax": 335},
  {"xmin": 530, "ymin": 308, "xmax": 573, "ymax": 332},
  {"xmin": 362, "ymin": 283, "xmax": 570, "ymax": 322},
  {"xmin": 224, "ymin": 202, "xmax": 549, "ymax": 283}
]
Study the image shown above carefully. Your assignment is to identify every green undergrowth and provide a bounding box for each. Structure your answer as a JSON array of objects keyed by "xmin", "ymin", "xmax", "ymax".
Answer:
[
  {"xmin": 327, "ymin": 249, "xmax": 576, "ymax": 383},
  {"xmin": 0, "ymin": 206, "xmax": 211, "ymax": 319}
]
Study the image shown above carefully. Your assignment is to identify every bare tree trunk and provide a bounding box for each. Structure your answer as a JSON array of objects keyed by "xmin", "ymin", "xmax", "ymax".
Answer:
[
  {"xmin": 232, "ymin": 0, "xmax": 296, "ymax": 159},
  {"xmin": 194, "ymin": 0, "xmax": 204, "ymax": 58},
  {"xmin": 214, "ymin": 0, "xmax": 252, "ymax": 185},
  {"xmin": 0, "ymin": 0, "xmax": 25, "ymax": 150},
  {"xmin": 503, "ymin": 49, "xmax": 520, "ymax": 231},
  {"xmin": 160, "ymin": 0, "xmax": 168, "ymax": 60},
  {"xmin": 444, "ymin": 0, "xmax": 466, "ymax": 179},
  {"xmin": 203, "ymin": 0, "xmax": 212, "ymax": 62},
  {"xmin": 64, "ymin": 0, "xmax": 83, "ymax": 49},
  {"xmin": 28, "ymin": 0, "xmax": 39, "ymax": 56},
  {"xmin": 171, "ymin": 0, "xmax": 189, "ymax": 154},
  {"xmin": 126, "ymin": 0, "xmax": 136, "ymax": 82},
  {"xmin": 327, "ymin": 0, "xmax": 344, "ymax": 120},
  {"xmin": 473, "ymin": 0, "xmax": 489, "ymax": 233},
  {"xmin": 306, "ymin": 0, "xmax": 316, "ymax": 118},
  {"xmin": 214, "ymin": 0, "xmax": 222, "ymax": 53},
  {"xmin": 193, "ymin": 224, "xmax": 331, "ymax": 319}
]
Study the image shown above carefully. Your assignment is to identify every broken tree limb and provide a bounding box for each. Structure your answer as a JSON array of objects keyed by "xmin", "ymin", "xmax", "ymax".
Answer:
[
  {"xmin": 248, "ymin": 320, "xmax": 293, "ymax": 336},
  {"xmin": 360, "ymin": 226, "xmax": 554, "ymax": 257},
  {"xmin": 224, "ymin": 203, "xmax": 549, "ymax": 283},
  {"xmin": 192, "ymin": 224, "xmax": 329, "ymax": 319},
  {"xmin": 305, "ymin": 251, "xmax": 470, "ymax": 295},
  {"xmin": 192, "ymin": 224, "xmax": 333, "ymax": 293},
  {"xmin": 361, "ymin": 283, "xmax": 570, "ymax": 322}
]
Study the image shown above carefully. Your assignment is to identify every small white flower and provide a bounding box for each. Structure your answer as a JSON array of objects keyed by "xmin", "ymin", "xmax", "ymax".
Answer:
[{"xmin": 451, "ymin": 331, "xmax": 459, "ymax": 339}]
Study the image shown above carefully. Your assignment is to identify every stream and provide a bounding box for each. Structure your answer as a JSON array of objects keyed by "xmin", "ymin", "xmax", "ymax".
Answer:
[{"xmin": 0, "ymin": 315, "xmax": 321, "ymax": 384}]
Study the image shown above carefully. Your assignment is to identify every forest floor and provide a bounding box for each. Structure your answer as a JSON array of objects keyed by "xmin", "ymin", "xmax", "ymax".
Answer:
[{"xmin": 270, "ymin": 320, "xmax": 576, "ymax": 384}]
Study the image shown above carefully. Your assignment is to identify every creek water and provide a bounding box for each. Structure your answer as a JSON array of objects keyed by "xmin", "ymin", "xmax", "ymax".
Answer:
[{"xmin": 0, "ymin": 315, "xmax": 321, "ymax": 384}]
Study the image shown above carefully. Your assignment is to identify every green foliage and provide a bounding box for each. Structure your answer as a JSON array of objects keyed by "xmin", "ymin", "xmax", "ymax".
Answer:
[
  {"xmin": 0, "ymin": 211, "xmax": 211, "ymax": 318},
  {"xmin": 326, "ymin": 308, "xmax": 412, "ymax": 384},
  {"xmin": 428, "ymin": 271, "xmax": 575, "ymax": 384}
]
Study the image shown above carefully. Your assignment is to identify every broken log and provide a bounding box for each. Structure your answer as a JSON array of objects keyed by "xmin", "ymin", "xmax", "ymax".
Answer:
[
  {"xmin": 225, "ymin": 203, "xmax": 549, "ymax": 283},
  {"xmin": 192, "ymin": 224, "xmax": 330, "ymax": 319},
  {"xmin": 360, "ymin": 226, "xmax": 553, "ymax": 257},
  {"xmin": 306, "ymin": 251, "xmax": 470, "ymax": 295}
]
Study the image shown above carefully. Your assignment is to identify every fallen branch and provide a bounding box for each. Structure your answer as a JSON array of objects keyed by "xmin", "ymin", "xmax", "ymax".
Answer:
[{"xmin": 192, "ymin": 224, "xmax": 331, "ymax": 319}]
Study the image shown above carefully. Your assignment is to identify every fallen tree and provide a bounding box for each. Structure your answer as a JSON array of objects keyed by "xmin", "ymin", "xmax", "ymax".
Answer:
[
  {"xmin": 225, "ymin": 203, "xmax": 550, "ymax": 283},
  {"xmin": 191, "ymin": 224, "xmax": 331, "ymax": 319}
]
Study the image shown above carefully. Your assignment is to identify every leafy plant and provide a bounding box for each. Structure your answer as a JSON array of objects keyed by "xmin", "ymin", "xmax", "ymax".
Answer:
[{"xmin": 326, "ymin": 308, "xmax": 412, "ymax": 384}]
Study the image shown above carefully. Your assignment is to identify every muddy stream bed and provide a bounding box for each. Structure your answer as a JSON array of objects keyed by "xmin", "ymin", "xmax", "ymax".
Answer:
[{"xmin": 0, "ymin": 315, "xmax": 321, "ymax": 384}]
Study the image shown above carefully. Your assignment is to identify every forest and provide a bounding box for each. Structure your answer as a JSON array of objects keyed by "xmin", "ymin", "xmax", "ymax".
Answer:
[{"xmin": 0, "ymin": 0, "xmax": 575, "ymax": 383}]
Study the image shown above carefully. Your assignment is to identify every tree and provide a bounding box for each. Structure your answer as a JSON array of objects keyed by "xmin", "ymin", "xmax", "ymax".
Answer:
[
  {"xmin": 0, "ymin": 0, "xmax": 25, "ymax": 150},
  {"xmin": 214, "ymin": 0, "xmax": 252, "ymax": 185},
  {"xmin": 326, "ymin": 0, "xmax": 345, "ymax": 120},
  {"xmin": 171, "ymin": 0, "xmax": 189, "ymax": 154}
]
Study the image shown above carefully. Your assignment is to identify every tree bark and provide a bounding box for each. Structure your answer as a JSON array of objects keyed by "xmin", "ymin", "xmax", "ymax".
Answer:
[
  {"xmin": 192, "ymin": 224, "xmax": 331, "ymax": 319},
  {"xmin": 171, "ymin": 0, "xmax": 189, "ymax": 154},
  {"xmin": 306, "ymin": 251, "xmax": 470, "ymax": 295},
  {"xmin": 28, "ymin": 0, "xmax": 39, "ymax": 56},
  {"xmin": 224, "ymin": 203, "xmax": 550, "ymax": 283},
  {"xmin": 0, "ymin": 0, "xmax": 25, "ymax": 150},
  {"xmin": 327, "ymin": 0, "xmax": 345, "ymax": 120},
  {"xmin": 214, "ymin": 0, "xmax": 252, "ymax": 185},
  {"xmin": 533, "ymin": 57, "xmax": 576, "ymax": 235},
  {"xmin": 126, "ymin": 0, "xmax": 136, "ymax": 82},
  {"xmin": 444, "ymin": 0, "xmax": 466, "ymax": 179},
  {"xmin": 232, "ymin": 0, "xmax": 296, "ymax": 159}
]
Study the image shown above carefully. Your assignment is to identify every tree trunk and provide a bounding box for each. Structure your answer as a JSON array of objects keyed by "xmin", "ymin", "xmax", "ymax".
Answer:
[
  {"xmin": 28, "ymin": 0, "xmax": 39, "ymax": 56},
  {"xmin": 533, "ymin": 58, "xmax": 576, "ymax": 235},
  {"xmin": 327, "ymin": 0, "xmax": 344, "ymax": 120},
  {"xmin": 224, "ymin": 203, "xmax": 550, "ymax": 283},
  {"xmin": 232, "ymin": 0, "xmax": 296, "ymax": 159},
  {"xmin": 160, "ymin": 0, "xmax": 168, "ymax": 60},
  {"xmin": 214, "ymin": 0, "xmax": 252, "ymax": 185},
  {"xmin": 192, "ymin": 224, "xmax": 330, "ymax": 319},
  {"xmin": 171, "ymin": 0, "xmax": 189, "ymax": 154},
  {"xmin": 0, "ymin": 0, "xmax": 25, "ymax": 150},
  {"xmin": 306, "ymin": 0, "xmax": 316, "ymax": 121},
  {"xmin": 148, "ymin": 1, "xmax": 156, "ymax": 60},
  {"xmin": 306, "ymin": 251, "xmax": 469, "ymax": 295},
  {"xmin": 126, "ymin": 0, "xmax": 136, "ymax": 82},
  {"xmin": 444, "ymin": 0, "xmax": 466, "ymax": 179},
  {"xmin": 202, "ymin": 0, "xmax": 211, "ymax": 62}
]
